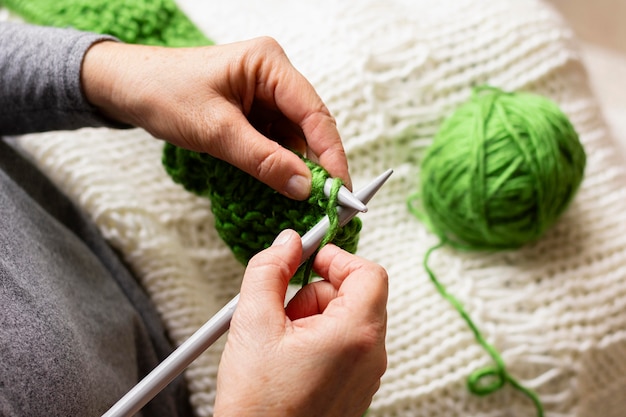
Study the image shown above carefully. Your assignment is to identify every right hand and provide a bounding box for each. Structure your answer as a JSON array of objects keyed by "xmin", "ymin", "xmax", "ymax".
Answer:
[{"xmin": 214, "ymin": 229, "xmax": 388, "ymax": 417}]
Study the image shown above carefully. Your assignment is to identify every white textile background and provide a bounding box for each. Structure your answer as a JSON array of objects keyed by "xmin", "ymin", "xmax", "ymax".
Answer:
[{"xmin": 8, "ymin": 0, "xmax": 626, "ymax": 416}]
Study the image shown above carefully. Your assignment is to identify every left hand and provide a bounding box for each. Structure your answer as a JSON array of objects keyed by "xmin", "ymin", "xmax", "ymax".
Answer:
[{"xmin": 80, "ymin": 37, "xmax": 351, "ymax": 200}]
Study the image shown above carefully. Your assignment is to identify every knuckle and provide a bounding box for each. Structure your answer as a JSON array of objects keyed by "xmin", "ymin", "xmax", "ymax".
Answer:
[
  {"xmin": 351, "ymin": 257, "xmax": 389, "ymax": 285},
  {"xmin": 254, "ymin": 36, "xmax": 284, "ymax": 53},
  {"xmin": 347, "ymin": 322, "xmax": 386, "ymax": 360},
  {"xmin": 245, "ymin": 37, "xmax": 285, "ymax": 64},
  {"xmin": 248, "ymin": 247, "xmax": 293, "ymax": 279},
  {"xmin": 370, "ymin": 263, "xmax": 389, "ymax": 285},
  {"xmin": 358, "ymin": 260, "xmax": 389, "ymax": 287},
  {"xmin": 254, "ymin": 144, "xmax": 283, "ymax": 180},
  {"xmin": 302, "ymin": 107, "xmax": 336, "ymax": 136}
]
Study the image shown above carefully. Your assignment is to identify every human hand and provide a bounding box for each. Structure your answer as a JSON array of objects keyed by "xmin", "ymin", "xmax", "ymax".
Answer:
[
  {"xmin": 214, "ymin": 229, "xmax": 388, "ymax": 417},
  {"xmin": 80, "ymin": 38, "xmax": 350, "ymax": 200}
]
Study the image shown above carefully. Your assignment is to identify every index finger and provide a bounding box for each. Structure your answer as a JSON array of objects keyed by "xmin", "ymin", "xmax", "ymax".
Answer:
[
  {"xmin": 300, "ymin": 107, "xmax": 352, "ymax": 190},
  {"xmin": 255, "ymin": 42, "xmax": 352, "ymax": 189}
]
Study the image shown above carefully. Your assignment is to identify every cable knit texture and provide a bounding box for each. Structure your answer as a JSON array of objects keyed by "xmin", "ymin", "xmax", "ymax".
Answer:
[{"xmin": 4, "ymin": 0, "xmax": 626, "ymax": 416}]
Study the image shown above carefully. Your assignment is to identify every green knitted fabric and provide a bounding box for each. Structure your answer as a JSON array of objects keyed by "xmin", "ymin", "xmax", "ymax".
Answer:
[
  {"xmin": 0, "ymin": 0, "xmax": 211, "ymax": 46},
  {"xmin": 163, "ymin": 144, "xmax": 362, "ymax": 283}
]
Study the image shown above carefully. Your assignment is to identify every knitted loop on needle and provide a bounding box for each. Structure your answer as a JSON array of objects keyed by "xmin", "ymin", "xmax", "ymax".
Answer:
[{"xmin": 162, "ymin": 144, "xmax": 362, "ymax": 284}]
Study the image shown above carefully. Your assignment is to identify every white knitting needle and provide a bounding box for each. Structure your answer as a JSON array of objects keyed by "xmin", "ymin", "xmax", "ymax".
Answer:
[
  {"xmin": 102, "ymin": 168, "xmax": 393, "ymax": 417},
  {"xmin": 324, "ymin": 178, "xmax": 368, "ymax": 213}
]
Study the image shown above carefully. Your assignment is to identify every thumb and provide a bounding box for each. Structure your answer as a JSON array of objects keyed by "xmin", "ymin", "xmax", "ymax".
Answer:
[{"xmin": 236, "ymin": 229, "xmax": 303, "ymax": 327}]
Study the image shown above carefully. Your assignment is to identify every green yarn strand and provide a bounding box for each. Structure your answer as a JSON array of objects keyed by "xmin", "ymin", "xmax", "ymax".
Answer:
[
  {"xmin": 302, "ymin": 177, "xmax": 343, "ymax": 287},
  {"xmin": 424, "ymin": 243, "xmax": 544, "ymax": 416},
  {"xmin": 321, "ymin": 178, "xmax": 342, "ymax": 247}
]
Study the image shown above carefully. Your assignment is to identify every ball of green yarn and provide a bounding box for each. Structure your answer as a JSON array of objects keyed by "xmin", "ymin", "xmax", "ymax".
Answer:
[
  {"xmin": 162, "ymin": 144, "xmax": 362, "ymax": 282},
  {"xmin": 415, "ymin": 86, "xmax": 586, "ymax": 250}
]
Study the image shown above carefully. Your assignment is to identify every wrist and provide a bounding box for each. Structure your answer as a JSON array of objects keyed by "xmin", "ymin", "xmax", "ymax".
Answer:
[{"xmin": 80, "ymin": 40, "xmax": 145, "ymax": 126}]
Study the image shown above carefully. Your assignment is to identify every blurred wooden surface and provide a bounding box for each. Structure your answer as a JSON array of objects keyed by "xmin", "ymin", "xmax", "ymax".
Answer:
[{"xmin": 547, "ymin": 0, "xmax": 626, "ymax": 157}]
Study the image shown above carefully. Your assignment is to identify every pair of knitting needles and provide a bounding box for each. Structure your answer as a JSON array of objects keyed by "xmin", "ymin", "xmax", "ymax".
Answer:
[{"xmin": 102, "ymin": 168, "xmax": 393, "ymax": 417}]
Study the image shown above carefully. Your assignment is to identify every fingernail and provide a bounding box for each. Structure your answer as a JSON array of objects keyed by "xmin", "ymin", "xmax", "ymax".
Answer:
[
  {"xmin": 273, "ymin": 229, "xmax": 294, "ymax": 247},
  {"xmin": 284, "ymin": 174, "xmax": 311, "ymax": 200}
]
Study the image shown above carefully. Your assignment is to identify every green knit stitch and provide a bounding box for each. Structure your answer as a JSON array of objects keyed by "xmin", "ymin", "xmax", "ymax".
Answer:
[
  {"xmin": 162, "ymin": 144, "xmax": 362, "ymax": 284},
  {"xmin": 0, "ymin": 0, "xmax": 211, "ymax": 46}
]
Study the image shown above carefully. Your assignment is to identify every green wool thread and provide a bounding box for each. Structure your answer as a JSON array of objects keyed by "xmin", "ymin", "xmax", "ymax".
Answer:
[
  {"xmin": 411, "ymin": 86, "xmax": 586, "ymax": 250},
  {"xmin": 162, "ymin": 144, "xmax": 362, "ymax": 285},
  {"xmin": 408, "ymin": 86, "xmax": 586, "ymax": 416}
]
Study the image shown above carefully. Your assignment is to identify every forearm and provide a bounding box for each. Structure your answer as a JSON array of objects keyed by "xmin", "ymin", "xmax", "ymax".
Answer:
[{"xmin": 0, "ymin": 22, "xmax": 128, "ymax": 135}]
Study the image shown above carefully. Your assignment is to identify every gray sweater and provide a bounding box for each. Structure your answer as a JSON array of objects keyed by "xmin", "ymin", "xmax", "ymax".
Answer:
[
  {"xmin": 0, "ymin": 22, "xmax": 191, "ymax": 416},
  {"xmin": 0, "ymin": 22, "xmax": 125, "ymax": 134}
]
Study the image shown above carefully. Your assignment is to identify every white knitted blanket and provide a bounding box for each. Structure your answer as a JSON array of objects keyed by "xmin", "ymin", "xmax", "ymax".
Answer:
[{"xmin": 10, "ymin": 0, "xmax": 626, "ymax": 416}]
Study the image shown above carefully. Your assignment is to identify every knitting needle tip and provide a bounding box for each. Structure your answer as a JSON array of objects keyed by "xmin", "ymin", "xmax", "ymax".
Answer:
[
  {"xmin": 324, "ymin": 179, "xmax": 368, "ymax": 212},
  {"xmin": 354, "ymin": 169, "xmax": 393, "ymax": 205}
]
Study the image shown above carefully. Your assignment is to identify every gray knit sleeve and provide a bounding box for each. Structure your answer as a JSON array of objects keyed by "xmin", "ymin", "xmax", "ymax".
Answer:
[{"xmin": 0, "ymin": 22, "xmax": 129, "ymax": 135}]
